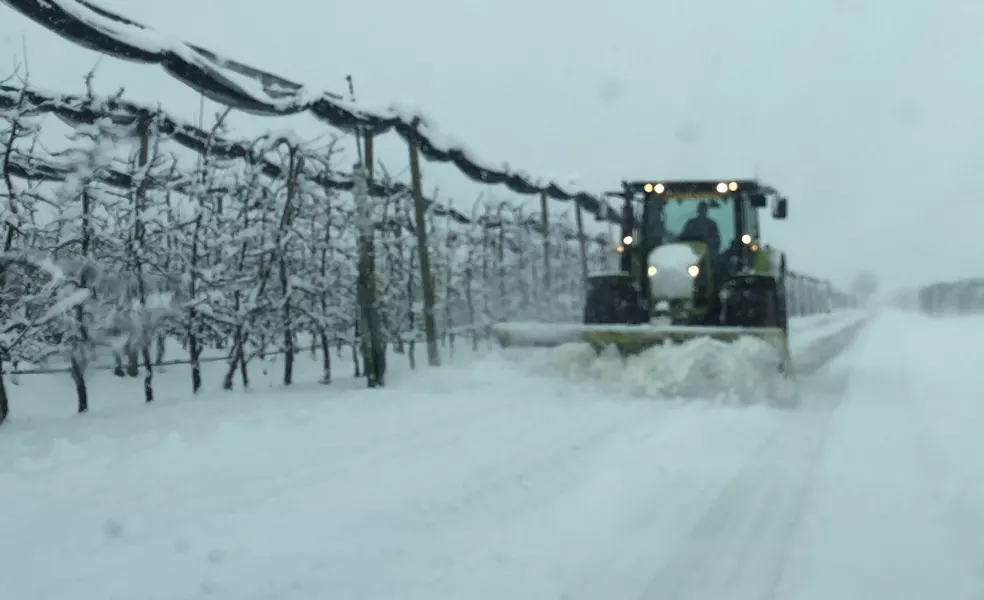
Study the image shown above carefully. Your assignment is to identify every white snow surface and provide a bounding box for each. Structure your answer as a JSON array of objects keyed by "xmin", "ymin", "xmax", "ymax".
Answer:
[{"xmin": 4, "ymin": 308, "xmax": 984, "ymax": 599}]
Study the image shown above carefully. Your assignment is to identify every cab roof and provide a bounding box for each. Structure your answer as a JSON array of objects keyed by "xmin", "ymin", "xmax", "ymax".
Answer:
[{"xmin": 621, "ymin": 179, "xmax": 777, "ymax": 195}]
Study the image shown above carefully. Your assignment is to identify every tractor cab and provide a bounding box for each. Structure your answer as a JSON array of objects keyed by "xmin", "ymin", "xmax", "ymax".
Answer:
[
  {"xmin": 616, "ymin": 180, "xmax": 786, "ymax": 273},
  {"xmin": 595, "ymin": 179, "xmax": 789, "ymax": 327}
]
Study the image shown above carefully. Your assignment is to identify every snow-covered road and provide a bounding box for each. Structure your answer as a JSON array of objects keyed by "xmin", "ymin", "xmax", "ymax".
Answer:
[{"xmin": 2, "ymin": 309, "xmax": 982, "ymax": 599}]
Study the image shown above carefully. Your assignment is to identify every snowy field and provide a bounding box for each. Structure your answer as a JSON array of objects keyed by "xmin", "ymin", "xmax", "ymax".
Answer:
[{"xmin": 4, "ymin": 308, "xmax": 983, "ymax": 599}]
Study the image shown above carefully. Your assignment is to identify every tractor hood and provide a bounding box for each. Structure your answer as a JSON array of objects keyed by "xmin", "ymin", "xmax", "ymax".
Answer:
[
  {"xmin": 648, "ymin": 243, "xmax": 705, "ymax": 299},
  {"xmin": 650, "ymin": 243, "xmax": 703, "ymax": 269}
]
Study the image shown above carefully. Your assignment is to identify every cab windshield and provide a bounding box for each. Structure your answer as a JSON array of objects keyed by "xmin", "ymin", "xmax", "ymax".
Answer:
[{"xmin": 660, "ymin": 196, "xmax": 736, "ymax": 254}]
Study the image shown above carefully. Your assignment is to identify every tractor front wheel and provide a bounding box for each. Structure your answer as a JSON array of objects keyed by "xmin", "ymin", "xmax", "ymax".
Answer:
[{"xmin": 583, "ymin": 274, "xmax": 647, "ymax": 325}]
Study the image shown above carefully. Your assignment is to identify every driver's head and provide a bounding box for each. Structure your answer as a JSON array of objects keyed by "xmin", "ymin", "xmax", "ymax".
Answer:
[{"xmin": 697, "ymin": 201, "xmax": 708, "ymax": 217}]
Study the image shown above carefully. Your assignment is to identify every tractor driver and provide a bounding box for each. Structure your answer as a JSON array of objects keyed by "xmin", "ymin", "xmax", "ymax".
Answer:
[{"xmin": 679, "ymin": 201, "xmax": 721, "ymax": 255}]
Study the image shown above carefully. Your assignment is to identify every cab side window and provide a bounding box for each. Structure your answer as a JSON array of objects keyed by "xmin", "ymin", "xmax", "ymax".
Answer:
[{"xmin": 743, "ymin": 199, "xmax": 760, "ymax": 240}]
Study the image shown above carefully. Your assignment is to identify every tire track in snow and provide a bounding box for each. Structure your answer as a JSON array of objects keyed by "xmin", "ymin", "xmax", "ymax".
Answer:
[
  {"xmin": 633, "ymin": 381, "xmax": 845, "ymax": 600},
  {"xmin": 307, "ymin": 403, "xmax": 781, "ymax": 600},
  {"xmin": 770, "ymin": 313, "xmax": 984, "ymax": 599},
  {"xmin": 624, "ymin": 319, "xmax": 873, "ymax": 600},
  {"xmin": 148, "ymin": 385, "xmax": 718, "ymax": 600},
  {"xmin": 233, "ymin": 319, "xmax": 867, "ymax": 599},
  {"xmin": 866, "ymin": 334, "xmax": 984, "ymax": 588},
  {"xmin": 615, "ymin": 339, "xmax": 860, "ymax": 600}
]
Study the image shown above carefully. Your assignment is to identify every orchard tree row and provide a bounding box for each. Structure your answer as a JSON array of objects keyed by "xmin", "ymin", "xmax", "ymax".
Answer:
[{"xmin": 0, "ymin": 71, "xmax": 611, "ymax": 423}]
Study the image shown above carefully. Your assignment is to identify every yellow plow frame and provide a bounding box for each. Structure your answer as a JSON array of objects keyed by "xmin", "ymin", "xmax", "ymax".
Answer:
[{"xmin": 490, "ymin": 322, "xmax": 793, "ymax": 374}]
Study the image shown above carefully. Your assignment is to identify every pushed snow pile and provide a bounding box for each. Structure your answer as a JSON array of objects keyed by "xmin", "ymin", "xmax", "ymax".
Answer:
[{"xmin": 498, "ymin": 336, "xmax": 793, "ymax": 405}]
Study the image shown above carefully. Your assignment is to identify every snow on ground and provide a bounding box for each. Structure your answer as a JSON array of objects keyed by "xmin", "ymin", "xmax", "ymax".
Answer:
[
  {"xmin": 774, "ymin": 309, "xmax": 984, "ymax": 600},
  {"xmin": 5, "ymin": 308, "xmax": 981, "ymax": 599},
  {"xmin": 2, "ymin": 311, "xmax": 864, "ymax": 424}
]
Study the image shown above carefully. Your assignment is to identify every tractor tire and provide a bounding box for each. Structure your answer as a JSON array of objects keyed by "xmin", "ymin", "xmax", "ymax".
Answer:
[
  {"xmin": 583, "ymin": 274, "xmax": 646, "ymax": 325},
  {"xmin": 720, "ymin": 274, "xmax": 781, "ymax": 328}
]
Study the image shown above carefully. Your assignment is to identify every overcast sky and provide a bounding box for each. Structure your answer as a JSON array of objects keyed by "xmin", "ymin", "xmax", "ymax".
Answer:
[{"xmin": 2, "ymin": 0, "xmax": 982, "ymax": 292}]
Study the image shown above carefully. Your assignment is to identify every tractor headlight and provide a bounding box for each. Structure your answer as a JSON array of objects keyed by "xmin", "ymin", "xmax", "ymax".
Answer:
[
  {"xmin": 688, "ymin": 265, "xmax": 700, "ymax": 278},
  {"xmin": 647, "ymin": 265, "xmax": 657, "ymax": 277}
]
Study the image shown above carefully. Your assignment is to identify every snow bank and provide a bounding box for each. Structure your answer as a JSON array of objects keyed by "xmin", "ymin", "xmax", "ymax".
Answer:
[
  {"xmin": 498, "ymin": 335, "xmax": 790, "ymax": 404},
  {"xmin": 494, "ymin": 309, "xmax": 871, "ymax": 404},
  {"xmin": 789, "ymin": 309, "xmax": 867, "ymax": 345},
  {"xmin": 789, "ymin": 310, "xmax": 870, "ymax": 375}
]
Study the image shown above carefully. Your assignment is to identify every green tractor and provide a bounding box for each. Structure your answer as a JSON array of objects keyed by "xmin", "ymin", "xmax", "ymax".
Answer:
[
  {"xmin": 492, "ymin": 179, "xmax": 793, "ymax": 372},
  {"xmin": 581, "ymin": 179, "xmax": 791, "ymax": 362}
]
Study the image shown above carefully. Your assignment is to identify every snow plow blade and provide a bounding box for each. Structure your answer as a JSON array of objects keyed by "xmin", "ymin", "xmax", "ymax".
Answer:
[
  {"xmin": 491, "ymin": 322, "xmax": 793, "ymax": 373},
  {"xmin": 491, "ymin": 322, "xmax": 784, "ymax": 351},
  {"xmin": 580, "ymin": 324, "xmax": 785, "ymax": 354},
  {"xmin": 489, "ymin": 322, "xmax": 595, "ymax": 348}
]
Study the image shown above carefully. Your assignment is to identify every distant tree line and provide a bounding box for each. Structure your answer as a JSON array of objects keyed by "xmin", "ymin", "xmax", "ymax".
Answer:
[{"xmin": 915, "ymin": 279, "xmax": 984, "ymax": 315}]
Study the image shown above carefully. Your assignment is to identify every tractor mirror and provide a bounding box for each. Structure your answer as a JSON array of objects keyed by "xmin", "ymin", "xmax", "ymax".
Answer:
[
  {"xmin": 749, "ymin": 193, "xmax": 767, "ymax": 208},
  {"xmin": 772, "ymin": 197, "xmax": 788, "ymax": 220}
]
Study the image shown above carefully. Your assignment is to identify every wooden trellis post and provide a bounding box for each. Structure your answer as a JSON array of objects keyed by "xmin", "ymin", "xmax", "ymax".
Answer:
[
  {"xmin": 407, "ymin": 119, "xmax": 441, "ymax": 367},
  {"xmin": 497, "ymin": 202, "xmax": 507, "ymax": 303},
  {"xmin": 356, "ymin": 133, "xmax": 387, "ymax": 386},
  {"xmin": 540, "ymin": 192, "xmax": 551, "ymax": 294},
  {"xmin": 574, "ymin": 201, "xmax": 589, "ymax": 289}
]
